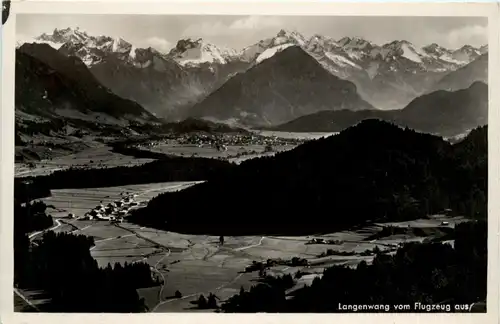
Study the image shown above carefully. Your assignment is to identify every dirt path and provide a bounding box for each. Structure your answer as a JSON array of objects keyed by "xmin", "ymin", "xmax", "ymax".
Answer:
[
  {"xmin": 234, "ymin": 236, "xmax": 265, "ymax": 251},
  {"xmin": 28, "ymin": 219, "xmax": 62, "ymax": 239},
  {"xmin": 153, "ymin": 250, "xmax": 171, "ymax": 305}
]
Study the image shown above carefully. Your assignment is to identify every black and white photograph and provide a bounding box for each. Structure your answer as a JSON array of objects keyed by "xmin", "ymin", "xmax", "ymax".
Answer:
[{"xmin": 5, "ymin": 2, "xmax": 496, "ymax": 316}]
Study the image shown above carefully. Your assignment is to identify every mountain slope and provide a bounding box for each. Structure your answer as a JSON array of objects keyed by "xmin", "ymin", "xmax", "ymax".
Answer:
[
  {"xmin": 130, "ymin": 119, "xmax": 486, "ymax": 235},
  {"xmin": 432, "ymin": 53, "xmax": 488, "ymax": 92},
  {"xmin": 272, "ymin": 81, "xmax": 488, "ymax": 137},
  {"xmin": 187, "ymin": 46, "xmax": 374, "ymax": 126},
  {"xmin": 81, "ymin": 39, "xmax": 249, "ymax": 120},
  {"xmin": 16, "ymin": 43, "xmax": 157, "ymax": 129},
  {"xmin": 85, "ymin": 47, "xmax": 198, "ymax": 119}
]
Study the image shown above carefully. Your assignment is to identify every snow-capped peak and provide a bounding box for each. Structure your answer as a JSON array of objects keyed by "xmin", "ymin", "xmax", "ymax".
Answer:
[
  {"xmin": 110, "ymin": 37, "xmax": 132, "ymax": 54},
  {"xmin": 422, "ymin": 43, "xmax": 450, "ymax": 56},
  {"xmin": 241, "ymin": 29, "xmax": 307, "ymax": 64},
  {"xmin": 273, "ymin": 29, "xmax": 306, "ymax": 47},
  {"xmin": 450, "ymin": 44, "xmax": 481, "ymax": 64},
  {"xmin": 168, "ymin": 37, "xmax": 239, "ymax": 66},
  {"xmin": 479, "ymin": 44, "xmax": 488, "ymax": 54},
  {"xmin": 36, "ymin": 27, "xmax": 90, "ymax": 46},
  {"xmin": 337, "ymin": 36, "xmax": 373, "ymax": 50},
  {"xmin": 22, "ymin": 27, "xmax": 174, "ymax": 69},
  {"xmin": 305, "ymin": 34, "xmax": 341, "ymax": 54},
  {"xmin": 453, "ymin": 44, "xmax": 480, "ymax": 56},
  {"xmin": 377, "ymin": 40, "xmax": 429, "ymax": 63}
]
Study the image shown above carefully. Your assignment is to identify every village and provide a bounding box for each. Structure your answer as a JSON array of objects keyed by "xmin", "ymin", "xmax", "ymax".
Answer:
[
  {"xmin": 70, "ymin": 192, "xmax": 143, "ymax": 223},
  {"xmin": 135, "ymin": 132, "xmax": 305, "ymax": 152}
]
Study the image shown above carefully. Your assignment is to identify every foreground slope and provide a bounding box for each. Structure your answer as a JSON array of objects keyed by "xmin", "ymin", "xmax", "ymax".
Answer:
[
  {"xmin": 271, "ymin": 81, "xmax": 488, "ymax": 137},
  {"xmin": 16, "ymin": 43, "xmax": 157, "ymax": 127},
  {"xmin": 187, "ymin": 46, "xmax": 374, "ymax": 126},
  {"xmin": 131, "ymin": 120, "xmax": 487, "ymax": 235}
]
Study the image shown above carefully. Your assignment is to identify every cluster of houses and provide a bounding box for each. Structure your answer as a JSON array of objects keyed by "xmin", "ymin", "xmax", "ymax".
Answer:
[
  {"xmin": 244, "ymin": 257, "xmax": 310, "ymax": 273},
  {"xmin": 81, "ymin": 192, "xmax": 139, "ymax": 222},
  {"xmin": 306, "ymin": 238, "xmax": 344, "ymax": 245}
]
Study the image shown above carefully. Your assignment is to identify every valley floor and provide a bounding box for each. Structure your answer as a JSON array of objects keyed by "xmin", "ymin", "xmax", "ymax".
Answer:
[{"xmin": 16, "ymin": 181, "xmax": 468, "ymax": 312}]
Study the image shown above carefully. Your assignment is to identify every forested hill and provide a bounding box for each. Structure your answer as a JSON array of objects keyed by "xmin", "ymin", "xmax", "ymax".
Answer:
[{"xmin": 131, "ymin": 120, "xmax": 487, "ymax": 235}]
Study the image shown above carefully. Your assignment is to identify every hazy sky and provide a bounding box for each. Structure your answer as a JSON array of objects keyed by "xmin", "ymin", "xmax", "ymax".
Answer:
[{"xmin": 17, "ymin": 15, "xmax": 488, "ymax": 52}]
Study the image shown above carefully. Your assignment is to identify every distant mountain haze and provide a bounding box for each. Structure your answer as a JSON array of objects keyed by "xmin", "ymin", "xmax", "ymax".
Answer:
[
  {"xmin": 432, "ymin": 53, "xmax": 488, "ymax": 92},
  {"xmin": 271, "ymin": 81, "xmax": 488, "ymax": 137}
]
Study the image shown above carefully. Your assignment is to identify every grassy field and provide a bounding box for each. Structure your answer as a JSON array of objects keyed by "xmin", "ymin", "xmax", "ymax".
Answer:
[
  {"xmin": 145, "ymin": 143, "xmax": 293, "ymax": 164},
  {"xmin": 255, "ymin": 130, "xmax": 338, "ymax": 140}
]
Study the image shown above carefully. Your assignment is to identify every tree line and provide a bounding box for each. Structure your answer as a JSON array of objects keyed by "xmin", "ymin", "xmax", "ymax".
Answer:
[
  {"xmin": 130, "ymin": 120, "xmax": 488, "ymax": 235},
  {"xmin": 14, "ymin": 201, "xmax": 158, "ymax": 312}
]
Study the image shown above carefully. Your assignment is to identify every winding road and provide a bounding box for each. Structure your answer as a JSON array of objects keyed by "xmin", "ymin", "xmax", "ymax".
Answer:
[{"xmin": 28, "ymin": 219, "xmax": 62, "ymax": 239}]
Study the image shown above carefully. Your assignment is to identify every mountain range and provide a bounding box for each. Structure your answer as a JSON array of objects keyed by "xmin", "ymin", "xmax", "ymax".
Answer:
[
  {"xmin": 20, "ymin": 29, "xmax": 487, "ymax": 104},
  {"xmin": 16, "ymin": 27, "xmax": 488, "ymax": 134}
]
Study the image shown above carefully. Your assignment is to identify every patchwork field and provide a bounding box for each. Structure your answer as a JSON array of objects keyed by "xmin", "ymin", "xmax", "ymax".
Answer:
[{"xmin": 40, "ymin": 181, "xmax": 201, "ymax": 219}]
